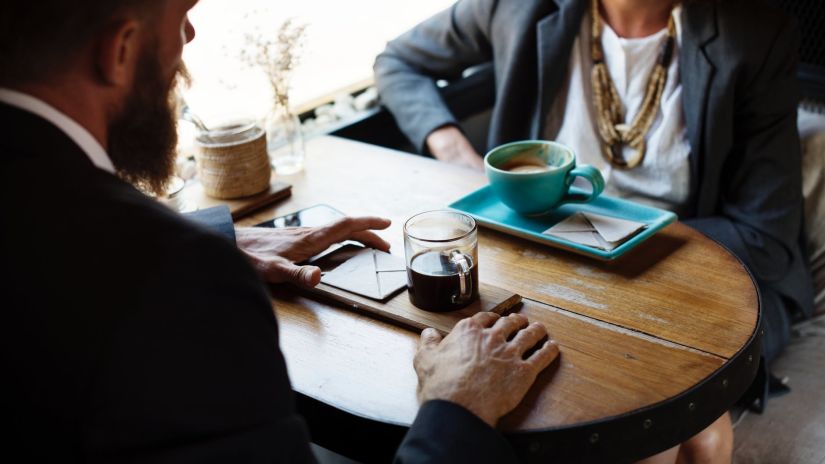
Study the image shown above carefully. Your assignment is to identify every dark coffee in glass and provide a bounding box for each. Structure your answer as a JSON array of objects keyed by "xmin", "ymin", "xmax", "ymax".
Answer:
[
  {"xmin": 404, "ymin": 211, "xmax": 479, "ymax": 312},
  {"xmin": 408, "ymin": 250, "xmax": 479, "ymax": 312}
]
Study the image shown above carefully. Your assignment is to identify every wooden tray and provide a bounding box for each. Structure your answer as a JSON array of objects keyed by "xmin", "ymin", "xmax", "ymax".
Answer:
[
  {"xmin": 306, "ymin": 281, "xmax": 522, "ymax": 335},
  {"xmin": 180, "ymin": 177, "xmax": 291, "ymax": 220}
]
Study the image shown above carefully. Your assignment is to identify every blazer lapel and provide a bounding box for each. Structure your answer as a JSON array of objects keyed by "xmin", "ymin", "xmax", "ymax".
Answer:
[
  {"xmin": 679, "ymin": 2, "xmax": 718, "ymax": 210},
  {"xmin": 533, "ymin": 0, "xmax": 588, "ymax": 137}
]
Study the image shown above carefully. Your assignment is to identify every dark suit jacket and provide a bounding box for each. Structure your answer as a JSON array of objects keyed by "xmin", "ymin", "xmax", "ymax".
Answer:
[
  {"xmin": 374, "ymin": 0, "xmax": 815, "ymax": 359},
  {"xmin": 0, "ymin": 102, "xmax": 517, "ymax": 463}
]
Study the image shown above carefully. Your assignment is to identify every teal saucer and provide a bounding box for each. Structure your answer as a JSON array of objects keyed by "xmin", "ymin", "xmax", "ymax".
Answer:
[{"xmin": 448, "ymin": 185, "xmax": 677, "ymax": 260}]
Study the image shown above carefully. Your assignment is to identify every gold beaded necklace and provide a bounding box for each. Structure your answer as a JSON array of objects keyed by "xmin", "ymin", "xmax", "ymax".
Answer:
[{"xmin": 590, "ymin": 0, "xmax": 676, "ymax": 169}]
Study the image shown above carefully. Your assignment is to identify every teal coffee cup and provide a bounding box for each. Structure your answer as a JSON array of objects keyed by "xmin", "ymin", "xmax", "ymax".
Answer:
[{"xmin": 484, "ymin": 140, "xmax": 605, "ymax": 215}]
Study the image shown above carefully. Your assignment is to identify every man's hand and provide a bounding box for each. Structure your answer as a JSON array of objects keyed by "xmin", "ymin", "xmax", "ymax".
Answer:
[
  {"xmin": 414, "ymin": 312, "xmax": 560, "ymax": 428},
  {"xmin": 426, "ymin": 125, "xmax": 485, "ymax": 170},
  {"xmin": 236, "ymin": 216, "xmax": 392, "ymax": 286}
]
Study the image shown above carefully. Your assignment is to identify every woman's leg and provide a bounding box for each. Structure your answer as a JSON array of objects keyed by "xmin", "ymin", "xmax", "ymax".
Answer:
[
  {"xmin": 676, "ymin": 412, "xmax": 733, "ymax": 464},
  {"xmin": 635, "ymin": 412, "xmax": 733, "ymax": 464}
]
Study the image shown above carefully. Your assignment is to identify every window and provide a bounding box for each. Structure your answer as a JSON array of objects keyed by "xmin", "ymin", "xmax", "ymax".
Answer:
[{"xmin": 181, "ymin": 0, "xmax": 456, "ymax": 125}]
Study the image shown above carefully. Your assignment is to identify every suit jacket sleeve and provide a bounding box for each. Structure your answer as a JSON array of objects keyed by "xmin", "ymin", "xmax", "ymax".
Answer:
[
  {"xmin": 83, "ymin": 229, "xmax": 316, "ymax": 463},
  {"xmin": 184, "ymin": 205, "xmax": 236, "ymax": 243},
  {"xmin": 685, "ymin": 17, "xmax": 811, "ymax": 315},
  {"xmin": 394, "ymin": 400, "xmax": 519, "ymax": 464},
  {"xmin": 374, "ymin": 0, "xmax": 496, "ymax": 152}
]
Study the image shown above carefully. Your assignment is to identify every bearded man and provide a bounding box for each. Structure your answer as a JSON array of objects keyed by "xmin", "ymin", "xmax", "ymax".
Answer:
[{"xmin": 0, "ymin": 1, "xmax": 560, "ymax": 462}]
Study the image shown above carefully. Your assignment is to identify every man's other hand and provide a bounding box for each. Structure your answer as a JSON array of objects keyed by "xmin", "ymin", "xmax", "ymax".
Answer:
[
  {"xmin": 414, "ymin": 312, "xmax": 560, "ymax": 427},
  {"xmin": 236, "ymin": 216, "xmax": 391, "ymax": 286}
]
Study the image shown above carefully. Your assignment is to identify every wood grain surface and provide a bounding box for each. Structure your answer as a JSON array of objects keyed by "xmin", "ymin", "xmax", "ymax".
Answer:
[{"xmin": 237, "ymin": 136, "xmax": 759, "ymax": 435}]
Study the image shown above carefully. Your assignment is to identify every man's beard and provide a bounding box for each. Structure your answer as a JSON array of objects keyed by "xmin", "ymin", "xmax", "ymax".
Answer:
[{"xmin": 108, "ymin": 46, "xmax": 187, "ymax": 196}]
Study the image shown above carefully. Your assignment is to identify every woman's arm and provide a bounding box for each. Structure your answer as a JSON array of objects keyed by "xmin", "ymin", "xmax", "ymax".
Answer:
[
  {"xmin": 686, "ymin": 13, "xmax": 813, "ymax": 320},
  {"xmin": 374, "ymin": 0, "xmax": 497, "ymax": 155}
]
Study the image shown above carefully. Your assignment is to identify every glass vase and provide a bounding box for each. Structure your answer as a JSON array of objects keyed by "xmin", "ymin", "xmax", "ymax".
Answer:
[{"xmin": 265, "ymin": 105, "xmax": 305, "ymax": 175}]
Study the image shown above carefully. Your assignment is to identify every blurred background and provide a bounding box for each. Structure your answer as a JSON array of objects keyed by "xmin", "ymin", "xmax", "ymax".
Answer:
[{"xmin": 181, "ymin": 0, "xmax": 454, "ymax": 125}]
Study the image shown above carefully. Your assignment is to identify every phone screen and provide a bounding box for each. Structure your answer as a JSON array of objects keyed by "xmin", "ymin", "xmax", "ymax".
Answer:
[{"xmin": 255, "ymin": 204, "xmax": 346, "ymax": 229}]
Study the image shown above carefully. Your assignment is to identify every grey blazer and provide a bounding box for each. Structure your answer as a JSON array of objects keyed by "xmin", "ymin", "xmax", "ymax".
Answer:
[{"xmin": 375, "ymin": 0, "xmax": 815, "ymax": 357}]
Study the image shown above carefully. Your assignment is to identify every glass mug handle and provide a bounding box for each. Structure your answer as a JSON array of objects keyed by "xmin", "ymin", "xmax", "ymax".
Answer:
[
  {"xmin": 563, "ymin": 164, "xmax": 605, "ymax": 204},
  {"xmin": 449, "ymin": 250, "xmax": 474, "ymax": 304}
]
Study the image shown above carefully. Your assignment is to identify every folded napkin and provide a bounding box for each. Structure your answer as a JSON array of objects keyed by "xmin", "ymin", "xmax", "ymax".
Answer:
[
  {"xmin": 320, "ymin": 248, "xmax": 408, "ymax": 300},
  {"xmin": 543, "ymin": 212, "xmax": 647, "ymax": 251}
]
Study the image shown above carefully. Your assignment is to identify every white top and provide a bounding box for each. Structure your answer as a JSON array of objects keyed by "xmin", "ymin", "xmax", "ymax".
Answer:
[
  {"xmin": 545, "ymin": 7, "xmax": 691, "ymax": 213},
  {"xmin": 0, "ymin": 88, "xmax": 115, "ymax": 174}
]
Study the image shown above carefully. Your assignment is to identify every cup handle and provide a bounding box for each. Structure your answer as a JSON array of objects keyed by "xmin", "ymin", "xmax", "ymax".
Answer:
[
  {"xmin": 563, "ymin": 165, "xmax": 605, "ymax": 204},
  {"xmin": 449, "ymin": 250, "xmax": 474, "ymax": 304}
]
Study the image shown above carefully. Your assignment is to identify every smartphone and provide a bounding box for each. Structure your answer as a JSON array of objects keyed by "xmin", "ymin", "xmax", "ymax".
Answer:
[
  {"xmin": 255, "ymin": 204, "xmax": 346, "ymax": 229},
  {"xmin": 254, "ymin": 204, "xmax": 357, "ymax": 262}
]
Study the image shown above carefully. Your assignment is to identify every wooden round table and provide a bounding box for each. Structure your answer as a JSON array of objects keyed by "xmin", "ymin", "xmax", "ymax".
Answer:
[{"xmin": 241, "ymin": 136, "xmax": 761, "ymax": 463}]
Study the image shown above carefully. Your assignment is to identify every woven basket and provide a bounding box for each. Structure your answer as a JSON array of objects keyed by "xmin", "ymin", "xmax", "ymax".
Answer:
[{"xmin": 194, "ymin": 123, "xmax": 271, "ymax": 199}]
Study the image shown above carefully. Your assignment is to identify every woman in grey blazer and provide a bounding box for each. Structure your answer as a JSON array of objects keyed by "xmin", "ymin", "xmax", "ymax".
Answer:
[{"xmin": 375, "ymin": 0, "xmax": 815, "ymax": 462}]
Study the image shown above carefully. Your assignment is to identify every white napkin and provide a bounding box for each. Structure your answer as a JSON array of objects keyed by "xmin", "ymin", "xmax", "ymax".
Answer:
[
  {"xmin": 543, "ymin": 212, "xmax": 647, "ymax": 251},
  {"xmin": 320, "ymin": 248, "xmax": 408, "ymax": 300}
]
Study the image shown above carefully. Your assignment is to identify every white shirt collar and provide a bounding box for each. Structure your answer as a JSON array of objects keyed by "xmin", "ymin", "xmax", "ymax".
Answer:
[{"xmin": 0, "ymin": 88, "xmax": 115, "ymax": 174}]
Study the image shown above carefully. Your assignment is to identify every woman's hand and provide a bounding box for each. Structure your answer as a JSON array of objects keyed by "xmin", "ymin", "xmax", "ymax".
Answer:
[{"xmin": 426, "ymin": 125, "xmax": 485, "ymax": 170}]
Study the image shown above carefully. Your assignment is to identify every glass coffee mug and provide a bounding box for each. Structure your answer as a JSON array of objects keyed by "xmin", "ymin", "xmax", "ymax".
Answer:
[{"xmin": 404, "ymin": 210, "xmax": 479, "ymax": 312}]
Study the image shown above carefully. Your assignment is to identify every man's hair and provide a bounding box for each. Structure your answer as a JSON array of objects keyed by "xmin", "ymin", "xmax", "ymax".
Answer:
[{"xmin": 0, "ymin": 1, "xmax": 156, "ymax": 86}]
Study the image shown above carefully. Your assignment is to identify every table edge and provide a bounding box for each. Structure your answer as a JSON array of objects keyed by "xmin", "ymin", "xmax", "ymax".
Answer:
[{"xmin": 504, "ymin": 315, "xmax": 763, "ymax": 462}]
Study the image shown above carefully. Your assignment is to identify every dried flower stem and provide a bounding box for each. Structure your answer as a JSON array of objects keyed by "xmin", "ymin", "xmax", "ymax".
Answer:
[{"xmin": 241, "ymin": 18, "xmax": 307, "ymax": 113}]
